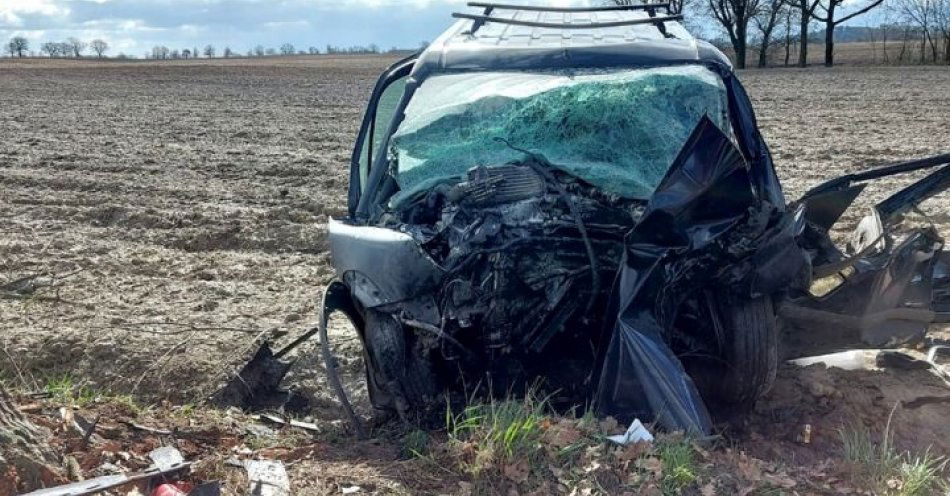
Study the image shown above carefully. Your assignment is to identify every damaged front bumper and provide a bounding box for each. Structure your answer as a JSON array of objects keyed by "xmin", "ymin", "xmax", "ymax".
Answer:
[{"xmin": 320, "ymin": 136, "xmax": 950, "ymax": 436}]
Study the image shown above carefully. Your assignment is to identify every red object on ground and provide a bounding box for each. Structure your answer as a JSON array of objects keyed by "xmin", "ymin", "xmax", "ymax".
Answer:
[{"xmin": 151, "ymin": 482, "xmax": 193, "ymax": 496}]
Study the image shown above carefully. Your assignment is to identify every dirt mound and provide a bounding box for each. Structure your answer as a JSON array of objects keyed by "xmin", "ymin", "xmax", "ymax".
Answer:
[{"xmin": 739, "ymin": 364, "xmax": 950, "ymax": 461}]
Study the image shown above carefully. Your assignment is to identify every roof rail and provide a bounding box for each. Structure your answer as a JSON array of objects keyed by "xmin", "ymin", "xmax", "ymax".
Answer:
[
  {"xmin": 466, "ymin": 2, "xmax": 672, "ymax": 13},
  {"xmin": 452, "ymin": 12, "xmax": 683, "ymax": 30}
]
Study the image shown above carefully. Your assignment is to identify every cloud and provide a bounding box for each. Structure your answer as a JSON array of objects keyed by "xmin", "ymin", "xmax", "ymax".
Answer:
[{"xmin": 1, "ymin": 0, "xmax": 467, "ymax": 56}]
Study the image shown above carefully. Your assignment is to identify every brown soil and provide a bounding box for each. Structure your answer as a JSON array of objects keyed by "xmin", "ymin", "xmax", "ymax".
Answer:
[{"xmin": 1, "ymin": 57, "xmax": 949, "ymax": 493}]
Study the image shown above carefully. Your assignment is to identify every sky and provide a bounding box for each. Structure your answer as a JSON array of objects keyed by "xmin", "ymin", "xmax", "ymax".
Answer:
[
  {"xmin": 1, "ymin": 0, "xmax": 887, "ymax": 58},
  {"xmin": 0, "ymin": 0, "xmax": 471, "ymax": 57}
]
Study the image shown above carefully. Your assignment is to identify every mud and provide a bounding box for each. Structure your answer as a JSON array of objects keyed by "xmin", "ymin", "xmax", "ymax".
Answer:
[{"xmin": 1, "ymin": 58, "xmax": 949, "ymax": 470}]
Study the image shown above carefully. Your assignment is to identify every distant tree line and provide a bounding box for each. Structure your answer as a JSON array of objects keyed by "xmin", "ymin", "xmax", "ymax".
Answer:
[
  {"xmin": 5, "ymin": 36, "xmax": 416, "ymax": 61},
  {"xmin": 5, "ymin": 36, "xmax": 115, "ymax": 58},
  {"xmin": 611, "ymin": 0, "xmax": 950, "ymax": 68}
]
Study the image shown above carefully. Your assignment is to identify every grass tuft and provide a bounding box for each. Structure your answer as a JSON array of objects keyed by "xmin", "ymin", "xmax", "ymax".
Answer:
[
  {"xmin": 44, "ymin": 374, "xmax": 97, "ymax": 406},
  {"xmin": 839, "ymin": 406, "xmax": 947, "ymax": 496},
  {"xmin": 898, "ymin": 451, "xmax": 948, "ymax": 496},
  {"xmin": 402, "ymin": 429, "xmax": 431, "ymax": 459},
  {"xmin": 657, "ymin": 436, "xmax": 700, "ymax": 495},
  {"xmin": 445, "ymin": 391, "xmax": 548, "ymax": 475}
]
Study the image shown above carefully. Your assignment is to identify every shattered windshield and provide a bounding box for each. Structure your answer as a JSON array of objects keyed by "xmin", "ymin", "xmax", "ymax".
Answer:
[{"xmin": 390, "ymin": 65, "xmax": 731, "ymax": 203}]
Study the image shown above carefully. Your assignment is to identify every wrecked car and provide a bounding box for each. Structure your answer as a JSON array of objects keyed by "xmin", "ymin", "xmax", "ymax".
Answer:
[{"xmin": 311, "ymin": 2, "xmax": 950, "ymax": 435}]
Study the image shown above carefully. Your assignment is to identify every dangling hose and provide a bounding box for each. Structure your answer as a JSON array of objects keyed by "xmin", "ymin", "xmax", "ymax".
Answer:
[{"xmin": 319, "ymin": 296, "xmax": 368, "ymax": 439}]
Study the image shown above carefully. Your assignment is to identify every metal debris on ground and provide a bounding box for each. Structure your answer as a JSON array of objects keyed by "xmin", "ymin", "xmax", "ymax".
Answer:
[
  {"xmin": 255, "ymin": 413, "xmax": 321, "ymax": 434},
  {"xmin": 19, "ymin": 461, "xmax": 194, "ymax": 496},
  {"xmin": 244, "ymin": 459, "xmax": 291, "ymax": 496}
]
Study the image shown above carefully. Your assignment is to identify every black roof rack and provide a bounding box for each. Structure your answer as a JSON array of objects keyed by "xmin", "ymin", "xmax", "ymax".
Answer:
[
  {"xmin": 466, "ymin": 2, "xmax": 672, "ymax": 13},
  {"xmin": 453, "ymin": 12, "xmax": 683, "ymax": 31}
]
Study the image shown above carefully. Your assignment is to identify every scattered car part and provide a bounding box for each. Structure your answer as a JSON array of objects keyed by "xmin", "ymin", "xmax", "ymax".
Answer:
[
  {"xmin": 211, "ymin": 343, "xmax": 308, "ymax": 414},
  {"xmin": 243, "ymin": 460, "xmax": 290, "ymax": 496},
  {"xmin": 21, "ymin": 453, "xmax": 192, "ymax": 496}
]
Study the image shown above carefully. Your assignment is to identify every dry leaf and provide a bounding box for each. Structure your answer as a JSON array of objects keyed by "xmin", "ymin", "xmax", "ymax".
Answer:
[
  {"xmin": 736, "ymin": 454, "xmax": 762, "ymax": 480},
  {"xmin": 764, "ymin": 473, "xmax": 797, "ymax": 488},
  {"xmin": 504, "ymin": 459, "xmax": 530, "ymax": 484},
  {"xmin": 599, "ymin": 416, "xmax": 619, "ymax": 434},
  {"xmin": 543, "ymin": 420, "xmax": 582, "ymax": 448},
  {"xmin": 637, "ymin": 457, "xmax": 663, "ymax": 479},
  {"xmin": 615, "ymin": 441, "xmax": 649, "ymax": 462}
]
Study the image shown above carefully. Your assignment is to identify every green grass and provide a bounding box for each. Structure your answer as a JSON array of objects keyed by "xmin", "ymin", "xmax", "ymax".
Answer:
[
  {"xmin": 445, "ymin": 392, "xmax": 548, "ymax": 475},
  {"xmin": 44, "ymin": 374, "xmax": 97, "ymax": 406},
  {"xmin": 839, "ymin": 413, "xmax": 948, "ymax": 496},
  {"xmin": 41, "ymin": 374, "xmax": 144, "ymax": 413},
  {"xmin": 402, "ymin": 429, "xmax": 431, "ymax": 459},
  {"xmin": 657, "ymin": 436, "xmax": 700, "ymax": 495},
  {"xmin": 898, "ymin": 451, "xmax": 948, "ymax": 496}
]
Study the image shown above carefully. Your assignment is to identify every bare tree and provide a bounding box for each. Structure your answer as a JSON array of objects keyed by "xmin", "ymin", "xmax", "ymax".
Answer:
[
  {"xmin": 67, "ymin": 37, "xmax": 86, "ymax": 58},
  {"xmin": 753, "ymin": 0, "xmax": 789, "ymax": 66},
  {"xmin": 223, "ymin": 46, "xmax": 233, "ymax": 58},
  {"xmin": 204, "ymin": 44, "xmax": 216, "ymax": 58},
  {"xmin": 280, "ymin": 43, "xmax": 295, "ymax": 55},
  {"xmin": 265, "ymin": 47, "xmax": 277, "ymax": 56},
  {"xmin": 55, "ymin": 42, "xmax": 71, "ymax": 57},
  {"xmin": 708, "ymin": 0, "xmax": 763, "ymax": 68},
  {"xmin": 308, "ymin": 46, "xmax": 320, "ymax": 54},
  {"xmin": 784, "ymin": 0, "xmax": 823, "ymax": 66},
  {"xmin": 814, "ymin": 0, "xmax": 886, "ymax": 66},
  {"xmin": 0, "ymin": 385, "xmax": 62, "ymax": 493},
  {"xmin": 182, "ymin": 48, "xmax": 192, "ymax": 59},
  {"xmin": 41, "ymin": 41, "xmax": 58, "ymax": 57},
  {"xmin": 781, "ymin": 6, "xmax": 799, "ymax": 65},
  {"xmin": 151, "ymin": 45, "xmax": 169, "ymax": 60},
  {"xmin": 7, "ymin": 36, "xmax": 29, "ymax": 57},
  {"xmin": 90, "ymin": 39, "xmax": 109, "ymax": 58},
  {"xmin": 931, "ymin": 0, "xmax": 950, "ymax": 62},
  {"xmin": 253, "ymin": 45, "xmax": 265, "ymax": 57},
  {"xmin": 894, "ymin": 0, "xmax": 940, "ymax": 62}
]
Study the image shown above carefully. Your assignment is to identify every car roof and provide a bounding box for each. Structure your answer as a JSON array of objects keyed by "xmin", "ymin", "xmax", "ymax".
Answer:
[{"xmin": 411, "ymin": 2, "xmax": 731, "ymax": 80}]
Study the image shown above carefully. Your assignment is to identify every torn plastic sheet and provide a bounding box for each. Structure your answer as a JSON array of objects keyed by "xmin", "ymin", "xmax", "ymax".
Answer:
[{"xmin": 593, "ymin": 116, "xmax": 803, "ymax": 434}]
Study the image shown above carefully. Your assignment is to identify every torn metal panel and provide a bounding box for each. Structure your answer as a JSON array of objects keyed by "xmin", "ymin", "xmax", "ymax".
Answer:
[{"xmin": 783, "ymin": 156, "xmax": 950, "ymax": 356}]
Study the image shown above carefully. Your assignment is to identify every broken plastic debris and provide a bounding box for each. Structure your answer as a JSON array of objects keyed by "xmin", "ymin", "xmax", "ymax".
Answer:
[
  {"xmin": 342, "ymin": 486, "xmax": 362, "ymax": 494},
  {"xmin": 606, "ymin": 419, "xmax": 654, "ymax": 445},
  {"xmin": 244, "ymin": 459, "xmax": 290, "ymax": 496},
  {"xmin": 149, "ymin": 446, "xmax": 186, "ymax": 472},
  {"xmin": 151, "ymin": 483, "xmax": 191, "ymax": 496},
  {"xmin": 789, "ymin": 350, "xmax": 878, "ymax": 370}
]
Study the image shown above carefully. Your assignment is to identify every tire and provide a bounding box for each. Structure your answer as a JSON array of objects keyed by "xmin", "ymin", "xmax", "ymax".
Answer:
[
  {"xmin": 362, "ymin": 309, "xmax": 435, "ymax": 420},
  {"xmin": 710, "ymin": 295, "xmax": 779, "ymax": 407}
]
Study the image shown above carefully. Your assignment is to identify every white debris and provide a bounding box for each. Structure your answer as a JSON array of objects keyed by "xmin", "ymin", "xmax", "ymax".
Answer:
[
  {"xmin": 789, "ymin": 350, "xmax": 877, "ymax": 370},
  {"xmin": 606, "ymin": 418, "xmax": 654, "ymax": 445},
  {"xmin": 245, "ymin": 459, "xmax": 291, "ymax": 496}
]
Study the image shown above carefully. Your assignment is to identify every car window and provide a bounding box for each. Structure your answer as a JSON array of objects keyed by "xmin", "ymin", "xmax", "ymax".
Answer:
[
  {"xmin": 390, "ymin": 66, "xmax": 731, "ymax": 205},
  {"xmin": 359, "ymin": 77, "xmax": 407, "ymax": 191}
]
